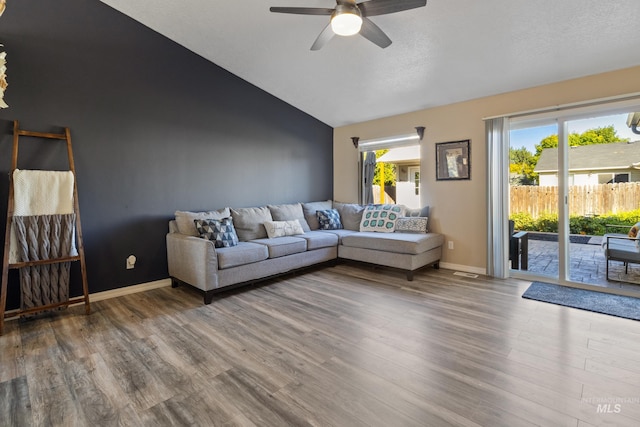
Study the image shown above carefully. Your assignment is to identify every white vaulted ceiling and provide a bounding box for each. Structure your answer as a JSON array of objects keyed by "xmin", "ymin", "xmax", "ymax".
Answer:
[{"xmin": 100, "ymin": 0, "xmax": 640, "ymax": 127}]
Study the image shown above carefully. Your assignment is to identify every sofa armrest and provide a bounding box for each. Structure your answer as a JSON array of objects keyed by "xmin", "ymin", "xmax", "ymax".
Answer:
[{"xmin": 166, "ymin": 233, "xmax": 219, "ymax": 291}]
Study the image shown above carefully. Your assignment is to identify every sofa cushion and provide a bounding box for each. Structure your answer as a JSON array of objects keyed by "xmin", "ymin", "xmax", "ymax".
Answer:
[
  {"xmin": 268, "ymin": 203, "xmax": 311, "ymax": 232},
  {"xmin": 342, "ymin": 231, "xmax": 444, "ymax": 255},
  {"xmin": 395, "ymin": 217, "xmax": 429, "ymax": 234},
  {"xmin": 317, "ymin": 229, "xmax": 357, "ymax": 244},
  {"xmin": 264, "ymin": 220, "xmax": 305, "ymax": 239},
  {"xmin": 194, "ymin": 217, "xmax": 239, "ymax": 248},
  {"xmin": 360, "ymin": 204, "xmax": 405, "ymax": 233},
  {"xmin": 297, "ymin": 230, "xmax": 339, "ymax": 250},
  {"xmin": 175, "ymin": 207, "xmax": 230, "ymax": 237},
  {"xmin": 302, "ymin": 200, "xmax": 333, "ymax": 230},
  {"xmin": 216, "ymin": 242, "xmax": 269, "ymax": 269},
  {"xmin": 250, "ymin": 236, "xmax": 307, "ymax": 258},
  {"xmin": 334, "ymin": 202, "xmax": 365, "ymax": 231},
  {"xmin": 230, "ymin": 206, "xmax": 273, "ymax": 241}
]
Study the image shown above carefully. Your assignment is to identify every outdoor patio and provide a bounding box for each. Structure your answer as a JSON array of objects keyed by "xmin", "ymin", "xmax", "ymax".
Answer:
[{"xmin": 517, "ymin": 235, "xmax": 640, "ymax": 293}]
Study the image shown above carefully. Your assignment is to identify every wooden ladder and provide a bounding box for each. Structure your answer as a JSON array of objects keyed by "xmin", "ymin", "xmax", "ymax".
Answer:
[{"xmin": 0, "ymin": 120, "xmax": 90, "ymax": 335}]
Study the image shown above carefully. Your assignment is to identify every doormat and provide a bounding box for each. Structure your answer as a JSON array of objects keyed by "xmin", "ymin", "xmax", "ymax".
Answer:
[{"xmin": 522, "ymin": 282, "xmax": 640, "ymax": 321}]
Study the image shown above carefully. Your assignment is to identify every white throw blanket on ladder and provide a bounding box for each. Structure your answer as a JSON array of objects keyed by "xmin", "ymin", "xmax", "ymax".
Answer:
[{"xmin": 9, "ymin": 169, "xmax": 77, "ymax": 264}]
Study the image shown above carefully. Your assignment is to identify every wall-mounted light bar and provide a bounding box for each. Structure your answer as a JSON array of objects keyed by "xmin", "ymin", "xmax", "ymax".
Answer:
[{"xmin": 353, "ymin": 126, "xmax": 425, "ymax": 151}]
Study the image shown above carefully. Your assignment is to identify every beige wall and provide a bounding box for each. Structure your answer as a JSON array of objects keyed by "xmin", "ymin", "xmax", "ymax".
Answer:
[{"xmin": 334, "ymin": 66, "xmax": 640, "ymax": 273}]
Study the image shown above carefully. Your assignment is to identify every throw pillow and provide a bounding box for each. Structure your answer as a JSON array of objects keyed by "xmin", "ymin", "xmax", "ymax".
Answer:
[
  {"xmin": 302, "ymin": 200, "xmax": 333, "ymax": 230},
  {"xmin": 316, "ymin": 209, "xmax": 343, "ymax": 230},
  {"xmin": 194, "ymin": 217, "xmax": 239, "ymax": 248},
  {"xmin": 333, "ymin": 202, "xmax": 365, "ymax": 231},
  {"xmin": 264, "ymin": 219, "xmax": 305, "ymax": 238},
  {"xmin": 629, "ymin": 222, "xmax": 640, "ymax": 238},
  {"xmin": 175, "ymin": 207, "xmax": 231, "ymax": 237},
  {"xmin": 395, "ymin": 217, "xmax": 429, "ymax": 233},
  {"xmin": 230, "ymin": 206, "xmax": 273, "ymax": 241},
  {"xmin": 360, "ymin": 204, "xmax": 406, "ymax": 233},
  {"xmin": 268, "ymin": 203, "xmax": 311, "ymax": 232}
]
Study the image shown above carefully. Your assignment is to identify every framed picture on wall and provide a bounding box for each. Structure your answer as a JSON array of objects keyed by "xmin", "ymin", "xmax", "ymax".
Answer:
[{"xmin": 435, "ymin": 139, "xmax": 470, "ymax": 181}]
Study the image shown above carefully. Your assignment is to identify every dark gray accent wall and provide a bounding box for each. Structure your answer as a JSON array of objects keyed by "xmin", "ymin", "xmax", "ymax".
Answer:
[{"xmin": 0, "ymin": 0, "xmax": 333, "ymax": 309}]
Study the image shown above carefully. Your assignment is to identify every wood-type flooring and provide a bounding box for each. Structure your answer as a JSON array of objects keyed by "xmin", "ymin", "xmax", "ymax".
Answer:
[{"xmin": 1, "ymin": 264, "xmax": 640, "ymax": 426}]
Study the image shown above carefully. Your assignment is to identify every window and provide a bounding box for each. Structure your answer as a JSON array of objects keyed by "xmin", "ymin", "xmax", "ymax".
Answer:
[
  {"xmin": 605, "ymin": 173, "xmax": 629, "ymax": 183},
  {"xmin": 409, "ymin": 166, "xmax": 420, "ymax": 196},
  {"xmin": 358, "ymin": 134, "xmax": 421, "ymax": 208}
]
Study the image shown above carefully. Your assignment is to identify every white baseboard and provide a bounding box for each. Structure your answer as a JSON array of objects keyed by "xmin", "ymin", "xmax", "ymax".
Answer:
[
  {"xmin": 89, "ymin": 278, "xmax": 172, "ymax": 302},
  {"xmin": 439, "ymin": 262, "xmax": 487, "ymax": 276},
  {"xmin": 3, "ymin": 278, "xmax": 172, "ymax": 319}
]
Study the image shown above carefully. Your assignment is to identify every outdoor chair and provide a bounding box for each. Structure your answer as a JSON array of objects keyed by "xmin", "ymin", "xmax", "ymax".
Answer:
[
  {"xmin": 602, "ymin": 224, "xmax": 640, "ymax": 281},
  {"xmin": 509, "ymin": 220, "xmax": 528, "ymax": 270}
]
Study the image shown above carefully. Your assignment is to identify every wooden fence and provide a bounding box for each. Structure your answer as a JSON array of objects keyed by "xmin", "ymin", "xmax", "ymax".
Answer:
[{"xmin": 510, "ymin": 182, "xmax": 640, "ymax": 217}]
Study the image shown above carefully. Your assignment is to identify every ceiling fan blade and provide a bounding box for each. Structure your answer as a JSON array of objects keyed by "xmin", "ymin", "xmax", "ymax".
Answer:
[
  {"xmin": 269, "ymin": 7, "xmax": 333, "ymax": 15},
  {"xmin": 359, "ymin": 17, "xmax": 392, "ymax": 48},
  {"xmin": 357, "ymin": 0, "xmax": 426, "ymax": 17},
  {"xmin": 310, "ymin": 23, "xmax": 335, "ymax": 51}
]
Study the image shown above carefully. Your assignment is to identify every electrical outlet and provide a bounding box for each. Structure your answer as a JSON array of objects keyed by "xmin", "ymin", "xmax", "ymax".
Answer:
[
  {"xmin": 448, "ymin": 241, "xmax": 454, "ymax": 250},
  {"xmin": 126, "ymin": 255, "xmax": 136, "ymax": 270}
]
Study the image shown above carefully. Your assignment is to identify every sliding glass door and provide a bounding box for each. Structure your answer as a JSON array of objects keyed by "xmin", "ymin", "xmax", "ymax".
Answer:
[
  {"xmin": 509, "ymin": 120, "xmax": 559, "ymax": 281},
  {"xmin": 504, "ymin": 101, "xmax": 640, "ymax": 292},
  {"xmin": 566, "ymin": 112, "xmax": 640, "ymax": 288}
]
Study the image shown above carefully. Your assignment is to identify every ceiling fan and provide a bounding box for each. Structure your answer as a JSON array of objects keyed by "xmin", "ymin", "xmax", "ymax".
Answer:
[{"xmin": 270, "ymin": 0, "xmax": 427, "ymax": 51}]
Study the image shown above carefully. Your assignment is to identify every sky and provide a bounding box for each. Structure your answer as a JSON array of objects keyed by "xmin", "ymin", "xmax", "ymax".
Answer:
[{"xmin": 510, "ymin": 113, "xmax": 639, "ymax": 152}]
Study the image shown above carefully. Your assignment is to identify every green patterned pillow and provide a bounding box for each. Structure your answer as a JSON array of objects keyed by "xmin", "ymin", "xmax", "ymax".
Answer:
[{"xmin": 359, "ymin": 204, "xmax": 406, "ymax": 233}]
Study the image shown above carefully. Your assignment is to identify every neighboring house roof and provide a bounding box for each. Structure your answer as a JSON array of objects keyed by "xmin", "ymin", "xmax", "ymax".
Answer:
[
  {"xmin": 534, "ymin": 141, "xmax": 640, "ymax": 173},
  {"xmin": 377, "ymin": 146, "xmax": 420, "ymax": 163}
]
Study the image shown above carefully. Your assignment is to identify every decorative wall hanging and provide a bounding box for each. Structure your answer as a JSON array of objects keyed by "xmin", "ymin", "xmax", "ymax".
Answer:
[
  {"xmin": 436, "ymin": 139, "xmax": 471, "ymax": 181},
  {"xmin": 0, "ymin": 1, "xmax": 7, "ymax": 108},
  {"xmin": 0, "ymin": 50, "xmax": 7, "ymax": 109}
]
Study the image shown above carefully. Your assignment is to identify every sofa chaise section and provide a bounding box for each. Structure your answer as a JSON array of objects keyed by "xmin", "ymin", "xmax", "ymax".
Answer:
[{"xmin": 339, "ymin": 231, "xmax": 444, "ymax": 280}]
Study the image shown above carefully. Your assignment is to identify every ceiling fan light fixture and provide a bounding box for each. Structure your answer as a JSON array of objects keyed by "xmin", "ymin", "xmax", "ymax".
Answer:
[{"xmin": 331, "ymin": 6, "xmax": 362, "ymax": 36}]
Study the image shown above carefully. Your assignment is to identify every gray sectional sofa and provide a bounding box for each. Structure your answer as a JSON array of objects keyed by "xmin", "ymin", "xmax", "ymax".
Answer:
[{"xmin": 166, "ymin": 200, "xmax": 444, "ymax": 303}]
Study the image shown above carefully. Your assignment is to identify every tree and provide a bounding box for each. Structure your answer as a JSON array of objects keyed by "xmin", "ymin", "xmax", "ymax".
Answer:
[
  {"xmin": 533, "ymin": 125, "xmax": 629, "ymax": 159},
  {"xmin": 373, "ymin": 149, "xmax": 396, "ymax": 186},
  {"xmin": 509, "ymin": 147, "xmax": 536, "ymax": 185},
  {"xmin": 576, "ymin": 126, "xmax": 626, "ymax": 146}
]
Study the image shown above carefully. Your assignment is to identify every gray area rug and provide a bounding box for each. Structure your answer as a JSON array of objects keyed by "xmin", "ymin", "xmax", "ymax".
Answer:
[{"xmin": 522, "ymin": 282, "xmax": 640, "ymax": 321}]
